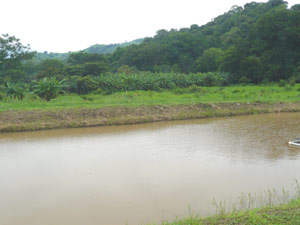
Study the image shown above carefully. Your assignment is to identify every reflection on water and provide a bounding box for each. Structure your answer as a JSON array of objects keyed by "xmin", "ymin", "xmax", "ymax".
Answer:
[{"xmin": 1, "ymin": 113, "xmax": 300, "ymax": 225}]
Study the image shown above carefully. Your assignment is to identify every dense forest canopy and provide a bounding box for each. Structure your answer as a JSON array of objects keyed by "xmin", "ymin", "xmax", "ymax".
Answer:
[
  {"xmin": 110, "ymin": 0, "xmax": 300, "ymax": 83},
  {"xmin": 1, "ymin": 0, "xmax": 300, "ymax": 100}
]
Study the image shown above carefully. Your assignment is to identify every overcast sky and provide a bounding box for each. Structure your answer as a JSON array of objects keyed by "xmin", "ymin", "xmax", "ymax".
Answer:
[{"xmin": 1, "ymin": 0, "xmax": 299, "ymax": 53}]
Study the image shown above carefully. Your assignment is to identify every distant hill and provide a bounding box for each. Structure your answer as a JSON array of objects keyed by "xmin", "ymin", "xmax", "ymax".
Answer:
[
  {"xmin": 84, "ymin": 38, "xmax": 144, "ymax": 54},
  {"xmin": 33, "ymin": 38, "xmax": 144, "ymax": 63},
  {"xmin": 34, "ymin": 52, "xmax": 70, "ymax": 63}
]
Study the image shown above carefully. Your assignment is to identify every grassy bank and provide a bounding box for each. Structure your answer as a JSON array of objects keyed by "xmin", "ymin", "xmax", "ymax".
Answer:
[
  {"xmin": 1, "ymin": 84, "xmax": 300, "ymax": 132},
  {"xmin": 1, "ymin": 84, "xmax": 300, "ymax": 111},
  {"xmin": 155, "ymin": 198, "xmax": 300, "ymax": 225},
  {"xmin": 152, "ymin": 182, "xmax": 300, "ymax": 225}
]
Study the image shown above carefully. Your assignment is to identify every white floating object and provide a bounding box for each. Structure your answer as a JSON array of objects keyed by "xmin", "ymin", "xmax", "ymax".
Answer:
[{"xmin": 288, "ymin": 139, "xmax": 300, "ymax": 147}]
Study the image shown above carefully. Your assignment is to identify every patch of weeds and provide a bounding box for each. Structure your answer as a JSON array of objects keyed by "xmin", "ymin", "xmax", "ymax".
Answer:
[
  {"xmin": 125, "ymin": 92, "xmax": 135, "ymax": 98},
  {"xmin": 80, "ymin": 94, "xmax": 96, "ymax": 101},
  {"xmin": 93, "ymin": 88, "xmax": 106, "ymax": 95},
  {"xmin": 147, "ymin": 90, "xmax": 154, "ymax": 97},
  {"xmin": 0, "ymin": 92, "xmax": 6, "ymax": 100},
  {"xmin": 279, "ymin": 80, "xmax": 287, "ymax": 87},
  {"xmin": 285, "ymin": 85, "xmax": 292, "ymax": 91},
  {"xmin": 173, "ymin": 88, "xmax": 187, "ymax": 95},
  {"xmin": 194, "ymin": 93, "xmax": 202, "ymax": 98},
  {"xmin": 188, "ymin": 85, "xmax": 202, "ymax": 93}
]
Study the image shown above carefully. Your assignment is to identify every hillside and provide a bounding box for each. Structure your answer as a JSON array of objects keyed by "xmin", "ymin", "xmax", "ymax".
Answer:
[{"xmin": 110, "ymin": 0, "xmax": 300, "ymax": 83}]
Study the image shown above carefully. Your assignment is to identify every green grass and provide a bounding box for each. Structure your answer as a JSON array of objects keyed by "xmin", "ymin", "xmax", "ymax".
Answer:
[
  {"xmin": 156, "ymin": 199, "xmax": 300, "ymax": 225},
  {"xmin": 151, "ymin": 181, "xmax": 300, "ymax": 225},
  {"xmin": 1, "ymin": 84, "xmax": 300, "ymax": 111}
]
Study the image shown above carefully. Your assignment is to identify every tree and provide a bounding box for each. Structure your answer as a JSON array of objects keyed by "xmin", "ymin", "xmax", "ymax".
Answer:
[
  {"xmin": 36, "ymin": 59, "xmax": 65, "ymax": 79},
  {"xmin": 117, "ymin": 65, "xmax": 138, "ymax": 74},
  {"xmin": 69, "ymin": 75, "xmax": 98, "ymax": 94},
  {"xmin": 0, "ymin": 34, "xmax": 35, "ymax": 79},
  {"xmin": 195, "ymin": 48, "xmax": 223, "ymax": 72},
  {"xmin": 67, "ymin": 51, "xmax": 108, "ymax": 65},
  {"xmin": 82, "ymin": 62, "xmax": 109, "ymax": 76}
]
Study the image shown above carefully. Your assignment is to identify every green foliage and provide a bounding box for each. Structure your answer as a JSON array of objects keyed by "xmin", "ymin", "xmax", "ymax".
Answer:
[
  {"xmin": 109, "ymin": 0, "xmax": 299, "ymax": 83},
  {"xmin": 117, "ymin": 65, "xmax": 138, "ymax": 74},
  {"xmin": 67, "ymin": 51, "xmax": 108, "ymax": 65},
  {"xmin": 194, "ymin": 48, "xmax": 223, "ymax": 73},
  {"xmin": 82, "ymin": 62, "xmax": 110, "ymax": 76},
  {"xmin": 33, "ymin": 77, "xmax": 66, "ymax": 101},
  {"xmin": 2, "ymin": 84, "xmax": 300, "ymax": 112},
  {"xmin": 1, "ymin": 69, "xmax": 27, "ymax": 82},
  {"xmin": 80, "ymin": 94, "xmax": 97, "ymax": 101},
  {"xmin": 68, "ymin": 75, "xmax": 98, "ymax": 95},
  {"xmin": 278, "ymin": 79, "xmax": 286, "ymax": 87},
  {"xmin": 62, "ymin": 52, "xmax": 110, "ymax": 77},
  {"xmin": 36, "ymin": 59, "xmax": 65, "ymax": 79},
  {"xmin": 0, "ymin": 34, "xmax": 34, "ymax": 80},
  {"xmin": 0, "ymin": 91, "xmax": 5, "ymax": 100},
  {"xmin": 90, "ymin": 72, "xmax": 227, "ymax": 95},
  {"xmin": 1, "ymin": 81, "xmax": 25, "ymax": 99},
  {"xmin": 2, "ymin": 0, "xmax": 300, "ymax": 88}
]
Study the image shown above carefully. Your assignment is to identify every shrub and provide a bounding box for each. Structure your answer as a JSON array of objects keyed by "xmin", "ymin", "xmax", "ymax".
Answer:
[
  {"xmin": 279, "ymin": 80, "xmax": 287, "ymax": 87},
  {"xmin": 33, "ymin": 77, "xmax": 67, "ymax": 101},
  {"xmin": 0, "ymin": 91, "xmax": 5, "ymax": 100},
  {"xmin": 2, "ymin": 81, "xmax": 25, "ymax": 99}
]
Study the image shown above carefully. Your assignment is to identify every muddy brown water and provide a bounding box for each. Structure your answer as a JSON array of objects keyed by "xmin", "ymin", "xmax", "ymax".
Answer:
[{"xmin": 1, "ymin": 113, "xmax": 300, "ymax": 225}]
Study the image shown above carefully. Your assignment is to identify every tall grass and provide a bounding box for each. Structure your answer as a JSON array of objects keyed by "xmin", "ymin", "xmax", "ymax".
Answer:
[
  {"xmin": 212, "ymin": 180, "xmax": 300, "ymax": 215},
  {"xmin": 153, "ymin": 180, "xmax": 300, "ymax": 225}
]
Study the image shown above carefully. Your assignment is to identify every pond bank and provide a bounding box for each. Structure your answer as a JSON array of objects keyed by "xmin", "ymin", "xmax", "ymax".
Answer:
[
  {"xmin": 157, "ymin": 198, "xmax": 300, "ymax": 225},
  {"xmin": 1, "ymin": 101, "xmax": 300, "ymax": 133}
]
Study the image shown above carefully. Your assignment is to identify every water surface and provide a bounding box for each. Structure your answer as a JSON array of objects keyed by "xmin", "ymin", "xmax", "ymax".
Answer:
[{"xmin": 1, "ymin": 113, "xmax": 300, "ymax": 225}]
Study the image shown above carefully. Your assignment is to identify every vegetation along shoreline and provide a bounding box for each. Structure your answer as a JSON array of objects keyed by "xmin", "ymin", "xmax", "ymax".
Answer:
[{"xmin": 1, "ymin": 101, "xmax": 300, "ymax": 133}]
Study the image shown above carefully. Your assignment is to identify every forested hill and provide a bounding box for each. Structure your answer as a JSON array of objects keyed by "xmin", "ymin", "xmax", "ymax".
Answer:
[{"xmin": 110, "ymin": 0, "xmax": 300, "ymax": 83}]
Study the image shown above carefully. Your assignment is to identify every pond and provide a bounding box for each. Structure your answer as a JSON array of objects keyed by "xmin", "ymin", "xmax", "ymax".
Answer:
[{"xmin": 1, "ymin": 113, "xmax": 300, "ymax": 225}]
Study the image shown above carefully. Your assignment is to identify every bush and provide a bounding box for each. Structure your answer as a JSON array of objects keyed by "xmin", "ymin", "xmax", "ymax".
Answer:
[
  {"xmin": 62, "ymin": 72, "xmax": 229, "ymax": 95},
  {"xmin": 0, "ymin": 91, "xmax": 5, "ymax": 100},
  {"xmin": 93, "ymin": 88, "xmax": 106, "ymax": 95},
  {"xmin": 279, "ymin": 80, "xmax": 287, "ymax": 87},
  {"xmin": 33, "ymin": 77, "xmax": 67, "ymax": 101},
  {"xmin": 2, "ymin": 81, "xmax": 25, "ymax": 99}
]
